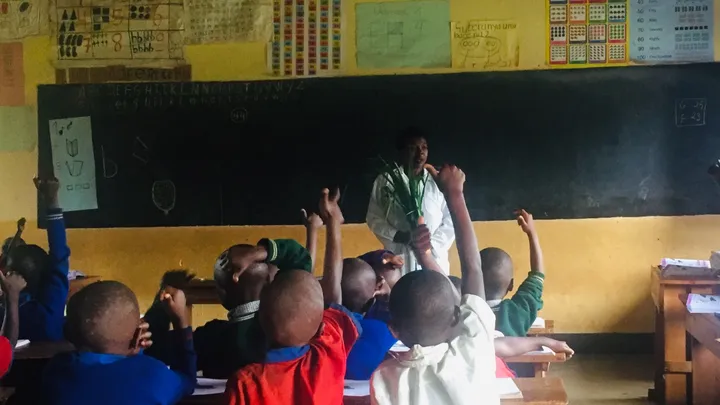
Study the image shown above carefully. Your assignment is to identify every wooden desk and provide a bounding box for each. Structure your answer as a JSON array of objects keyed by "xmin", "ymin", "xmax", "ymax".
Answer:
[
  {"xmin": 179, "ymin": 378, "xmax": 568, "ymax": 405},
  {"xmin": 506, "ymin": 351, "xmax": 567, "ymax": 378},
  {"xmin": 650, "ymin": 267, "xmax": 720, "ymax": 405},
  {"xmin": 686, "ymin": 312, "xmax": 720, "ymax": 405},
  {"xmin": 13, "ymin": 341, "xmax": 74, "ymax": 360},
  {"xmin": 184, "ymin": 279, "xmax": 220, "ymax": 325},
  {"xmin": 528, "ymin": 320, "xmax": 555, "ymax": 336}
]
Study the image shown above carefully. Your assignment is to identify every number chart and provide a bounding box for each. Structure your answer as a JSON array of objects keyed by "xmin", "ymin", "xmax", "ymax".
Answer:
[
  {"xmin": 51, "ymin": 0, "xmax": 184, "ymax": 65},
  {"xmin": 547, "ymin": 0, "xmax": 629, "ymax": 66},
  {"xmin": 630, "ymin": 0, "xmax": 713, "ymax": 64}
]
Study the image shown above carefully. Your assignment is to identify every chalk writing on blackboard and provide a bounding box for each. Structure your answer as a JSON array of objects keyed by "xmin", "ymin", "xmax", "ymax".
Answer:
[
  {"xmin": 132, "ymin": 136, "xmax": 150, "ymax": 164},
  {"xmin": 675, "ymin": 98, "xmax": 707, "ymax": 127},
  {"xmin": 230, "ymin": 108, "xmax": 248, "ymax": 123},
  {"xmin": 49, "ymin": 116, "xmax": 98, "ymax": 212},
  {"xmin": 101, "ymin": 145, "xmax": 118, "ymax": 178},
  {"xmin": 152, "ymin": 179, "xmax": 176, "ymax": 215}
]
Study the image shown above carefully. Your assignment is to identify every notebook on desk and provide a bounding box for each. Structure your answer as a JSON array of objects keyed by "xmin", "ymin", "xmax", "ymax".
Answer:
[{"xmin": 342, "ymin": 378, "xmax": 523, "ymax": 399}]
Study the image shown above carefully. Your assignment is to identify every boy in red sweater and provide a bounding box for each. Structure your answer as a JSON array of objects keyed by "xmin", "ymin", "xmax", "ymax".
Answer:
[{"xmin": 225, "ymin": 188, "xmax": 360, "ymax": 405}]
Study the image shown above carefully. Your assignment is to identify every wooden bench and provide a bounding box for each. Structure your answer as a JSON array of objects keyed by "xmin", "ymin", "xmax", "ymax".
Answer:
[
  {"xmin": 179, "ymin": 377, "xmax": 569, "ymax": 405},
  {"xmin": 686, "ymin": 308, "xmax": 720, "ymax": 404},
  {"xmin": 649, "ymin": 267, "xmax": 720, "ymax": 405},
  {"xmin": 506, "ymin": 350, "xmax": 568, "ymax": 378}
]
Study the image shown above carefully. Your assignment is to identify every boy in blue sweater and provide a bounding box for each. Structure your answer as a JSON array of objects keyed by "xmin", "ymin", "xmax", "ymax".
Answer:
[
  {"xmin": 42, "ymin": 280, "xmax": 196, "ymax": 405},
  {"xmin": 4, "ymin": 178, "xmax": 70, "ymax": 342}
]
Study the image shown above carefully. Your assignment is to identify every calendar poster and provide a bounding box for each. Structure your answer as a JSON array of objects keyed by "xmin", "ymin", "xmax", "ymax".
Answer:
[
  {"xmin": 629, "ymin": 0, "xmax": 713, "ymax": 63},
  {"xmin": 547, "ymin": 0, "xmax": 629, "ymax": 66}
]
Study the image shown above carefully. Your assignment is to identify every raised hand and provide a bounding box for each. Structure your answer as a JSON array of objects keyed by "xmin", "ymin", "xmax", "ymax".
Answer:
[
  {"xmin": 427, "ymin": 164, "xmax": 465, "ymax": 195},
  {"xmin": 34, "ymin": 177, "xmax": 60, "ymax": 208},
  {"xmin": 318, "ymin": 188, "xmax": 344, "ymax": 224},
  {"xmin": 301, "ymin": 209, "xmax": 324, "ymax": 230},
  {"xmin": 159, "ymin": 286, "xmax": 189, "ymax": 328},
  {"xmin": 0, "ymin": 272, "xmax": 26, "ymax": 298},
  {"xmin": 514, "ymin": 209, "xmax": 536, "ymax": 237}
]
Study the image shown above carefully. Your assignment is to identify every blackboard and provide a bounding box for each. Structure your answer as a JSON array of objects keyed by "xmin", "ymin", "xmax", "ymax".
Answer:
[{"xmin": 38, "ymin": 63, "xmax": 720, "ymax": 228}]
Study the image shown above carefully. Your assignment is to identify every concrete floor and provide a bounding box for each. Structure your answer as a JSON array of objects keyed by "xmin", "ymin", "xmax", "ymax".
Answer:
[{"xmin": 551, "ymin": 354, "xmax": 653, "ymax": 404}]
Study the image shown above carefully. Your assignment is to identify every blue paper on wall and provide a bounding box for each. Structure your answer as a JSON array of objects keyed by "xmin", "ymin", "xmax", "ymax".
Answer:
[{"xmin": 630, "ymin": 0, "xmax": 714, "ymax": 63}]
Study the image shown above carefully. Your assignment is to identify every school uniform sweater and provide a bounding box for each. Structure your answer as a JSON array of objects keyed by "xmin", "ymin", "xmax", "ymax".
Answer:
[
  {"xmin": 345, "ymin": 313, "xmax": 397, "ymax": 380},
  {"xmin": 42, "ymin": 327, "xmax": 196, "ymax": 405},
  {"xmin": 145, "ymin": 238, "xmax": 312, "ymax": 378},
  {"xmin": 490, "ymin": 271, "xmax": 544, "ymax": 337},
  {"xmin": 19, "ymin": 208, "xmax": 70, "ymax": 342}
]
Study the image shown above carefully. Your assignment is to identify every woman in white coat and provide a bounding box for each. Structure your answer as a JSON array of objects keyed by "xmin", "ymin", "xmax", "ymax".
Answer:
[{"xmin": 366, "ymin": 128, "xmax": 455, "ymax": 275}]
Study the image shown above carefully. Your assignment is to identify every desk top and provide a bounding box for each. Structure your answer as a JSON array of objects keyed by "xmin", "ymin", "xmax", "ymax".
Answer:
[
  {"xmin": 505, "ymin": 352, "xmax": 567, "ymax": 364},
  {"xmin": 178, "ymin": 377, "xmax": 568, "ymax": 405},
  {"xmin": 13, "ymin": 341, "xmax": 74, "ymax": 360},
  {"xmin": 651, "ymin": 267, "xmax": 720, "ymax": 285}
]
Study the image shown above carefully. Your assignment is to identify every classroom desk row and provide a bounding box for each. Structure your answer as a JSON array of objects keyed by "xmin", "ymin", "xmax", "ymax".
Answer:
[{"xmin": 177, "ymin": 378, "xmax": 569, "ymax": 405}]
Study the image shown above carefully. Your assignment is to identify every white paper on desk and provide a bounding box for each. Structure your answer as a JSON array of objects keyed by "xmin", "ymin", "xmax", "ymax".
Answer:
[
  {"xmin": 15, "ymin": 340, "xmax": 29, "ymax": 349},
  {"xmin": 193, "ymin": 378, "xmax": 227, "ymax": 396},
  {"xmin": 523, "ymin": 346, "xmax": 554, "ymax": 356},
  {"xmin": 497, "ymin": 378, "xmax": 523, "ymax": 399},
  {"xmin": 687, "ymin": 293, "xmax": 720, "ymax": 313},
  {"xmin": 344, "ymin": 380, "xmax": 370, "ymax": 397},
  {"xmin": 390, "ymin": 341, "xmax": 409, "ymax": 352},
  {"xmin": 660, "ymin": 258, "xmax": 711, "ymax": 268},
  {"xmin": 531, "ymin": 317, "xmax": 545, "ymax": 328}
]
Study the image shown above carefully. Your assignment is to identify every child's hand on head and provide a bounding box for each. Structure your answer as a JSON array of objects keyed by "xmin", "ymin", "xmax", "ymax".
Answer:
[
  {"xmin": 129, "ymin": 322, "xmax": 152, "ymax": 355},
  {"xmin": 428, "ymin": 165, "xmax": 465, "ymax": 195},
  {"xmin": 159, "ymin": 286, "xmax": 188, "ymax": 326},
  {"xmin": 514, "ymin": 209, "xmax": 536, "ymax": 236},
  {"xmin": 546, "ymin": 339, "xmax": 574, "ymax": 358},
  {"xmin": 381, "ymin": 252, "xmax": 404, "ymax": 270},
  {"xmin": 301, "ymin": 209, "xmax": 324, "ymax": 230},
  {"xmin": 0, "ymin": 272, "xmax": 26, "ymax": 298},
  {"xmin": 318, "ymin": 188, "xmax": 344, "ymax": 224}
]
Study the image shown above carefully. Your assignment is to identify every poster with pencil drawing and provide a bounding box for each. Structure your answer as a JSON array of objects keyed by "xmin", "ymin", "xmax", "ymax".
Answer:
[
  {"xmin": 451, "ymin": 21, "xmax": 518, "ymax": 69},
  {"xmin": 0, "ymin": 0, "xmax": 50, "ymax": 41},
  {"xmin": 355, "ymin": 0, "xmax": 451, "ymax": 69},
  {"xmin": 185, "ymin": 0, "xmax": 272, "ymax": 44},
  {"xmin": 49, "ymin": 116, "xmax": 98, "ymax": 212}
]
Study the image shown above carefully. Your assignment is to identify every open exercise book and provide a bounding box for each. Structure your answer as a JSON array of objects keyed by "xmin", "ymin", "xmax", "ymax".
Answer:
[
  {"xmin": 344, "ymin": 379, "xmax": 522, "ymax": 399},
  {"xmin": 686, "ymin": 293, "xmax": 720, "ymax": 314}
]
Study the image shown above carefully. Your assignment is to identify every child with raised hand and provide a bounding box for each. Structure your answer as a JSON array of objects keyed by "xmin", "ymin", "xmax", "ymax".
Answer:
[
  {"xmin": 145, "ymin": 237, "xmax": 313, "ymax": 378},
  {"xmin": 371, "ymin": 164, "xmax": 499, "ymax": 405},
  {"xmin": 3, "ymin": 178, "xmax": 70, "ymax": 341},
  {"xmin": 481, "ymin": 208, "xmax": 545, "ymax": 337},
  {"xmin": 301, "ymin": 208, "xmax": 323, "ymax": 270},
  {"xmin": 42, "ymin": 280, "xmax": 196, "ymax": 405},
  {"xmin": 225, "ymin": 188, "xmax": 361, "ymax": 405},
  {"xmin": 0, "ymin": 271, "xmax": 27, "ymax": 378}
]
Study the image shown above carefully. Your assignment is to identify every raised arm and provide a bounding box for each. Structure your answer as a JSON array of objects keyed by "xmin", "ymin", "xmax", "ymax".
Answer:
[
  {"xmin": 516, "ymin": 209, "xmax": 544, "ymax": 275},
  {"xmin": 0, "ymin": 272, "xmax": 27, "ymax": 349},
  {"xmin": 411, "ymin": 224, "xmax": 443, "ymax": 273},
  {"xmin": 429, "ymin": 165, "xmax": 484, "ymax": 298},
  {"xmin": 318, "ymin": 188, "xmax": 344, "ymax": 306},
  {"xmin": 301, "ymin": 209, "xmax": 323, "ymax": 271},
  {"xmin": 430, "ymin": 197, "xmax": 455, "ymax": 255},
  {"xmin": 159, "ymin": 287, "xmax": 197, "ymax": 398}
]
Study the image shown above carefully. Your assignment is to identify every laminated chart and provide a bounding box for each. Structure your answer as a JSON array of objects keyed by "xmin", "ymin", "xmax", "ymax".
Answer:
[
  {"xmin": 547, "ymin": 0, "xmax": 629, "ymax": 66},
  {"xmin": 268, "ymin": 0, "xmax": 342, "ymax": 76},
  {"xmin": 629, "ymin": 0, "xmax": 713, "ymax": 63}
]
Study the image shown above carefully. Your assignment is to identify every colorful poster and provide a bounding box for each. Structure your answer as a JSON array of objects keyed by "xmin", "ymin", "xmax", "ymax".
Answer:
[
  {"xmin": 49, "ymin": 116, "xmax": 98, "ymax": 212},
  {"xmin": 50, "ymin": 0, "xmax": 184, "ymax": 66},
  {"xmin": 547, "ymin": 0, "xmax": 629, "ymax": 66},
  {"xmin": 355, "ymin": 1, "xmax": 450, "ymax": 69},
  {"xmin": 185, "ymin": 0, "xmax": 272, "ymax": 44},
  {"xmin": 269, "ymin": 0, "xmax": 342, "ymax": 76},
  {"xmin": 0, "ymin": 42, "xmax": 24, "ymax": 105},
  {"xmin": 629, "ymin": 0, "xmax": 713, "ymax": 63},
  {"xmin": 451, "ymin": 21, "xmax": 518, "ymax": 69},
  {"xmin": 0, "ymin": 0, "xmax": 50, "ymax": 41}
]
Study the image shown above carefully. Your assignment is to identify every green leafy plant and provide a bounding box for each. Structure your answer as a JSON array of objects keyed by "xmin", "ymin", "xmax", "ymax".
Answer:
[{"xmin": 377, "ymin": 157, "xmax": 427, "ymax": 228}]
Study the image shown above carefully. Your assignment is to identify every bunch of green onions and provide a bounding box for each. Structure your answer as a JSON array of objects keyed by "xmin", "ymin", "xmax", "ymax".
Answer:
[{"xmin": 377, "ymin": 157, "xmax": 429, "ymax": 228}]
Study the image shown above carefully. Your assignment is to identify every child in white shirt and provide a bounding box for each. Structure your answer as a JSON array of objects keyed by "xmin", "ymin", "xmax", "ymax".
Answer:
[{"xmin": 370, "ymin": 165, "xmax": 499, "ymax": 405}]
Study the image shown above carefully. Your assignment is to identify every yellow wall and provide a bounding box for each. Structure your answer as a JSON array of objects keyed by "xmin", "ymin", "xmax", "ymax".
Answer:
[{"xmin": 2, "ymin": 0, "xmax": 720, "ymax": 333}]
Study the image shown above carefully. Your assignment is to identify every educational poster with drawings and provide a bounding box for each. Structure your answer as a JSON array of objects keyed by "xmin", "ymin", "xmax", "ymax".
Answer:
[
  {"xmin": 49, "ymin": 116, "xmax": 98, "ymax": 212},
  {"xmin": 547, "ymin": 0, "xmax": 629, "ymax": 67},
  {"xmin": 50, "ymin": 0, "xmax": 184, "ymax": 67},
  {"xmin": 451, "ymin": 21, "xmax": 518, "ymax": 69},
  {"xmin": 629, "ymin": 0, "xmax": 713, "ymax": 63},
  {"xmin": 268, "ymin": 0, "xmax": 342, "ymax": 76},
  {"xmin": 184, "ymin": 0, "xmax": 272, "ymax": 44},
  {"xmin": 0, "ymin": 0, "xmax": 50, "ymax": 41},
  {"xmin": 355, "ymin": 1, "xmax": 451, "ymax": 69}
]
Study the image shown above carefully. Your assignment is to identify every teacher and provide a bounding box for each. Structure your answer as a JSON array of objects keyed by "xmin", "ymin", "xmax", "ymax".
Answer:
[{"xmin": 366, "ymin": 127, "xmax": 455, "ymax": 275}]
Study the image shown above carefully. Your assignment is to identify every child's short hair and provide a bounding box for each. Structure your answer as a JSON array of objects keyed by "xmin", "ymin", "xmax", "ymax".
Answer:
[
  {"xmin": 259, "ymin": 270, "xmax": 324, "ymax": 347},
  {"xmin": 389, "ymin": 270, "xmax": 457, "ymax": 347},
  {"xmin": 395, "ymin": 126, "xmax": 426, "ymax": 151},
  {"xmin": 480, "ymin": 247, "xmax": 514, "ymax": 300},
  {"xmin": 1, "ymin": 237, "xmax": 25, "ymax": 256},
  {"xmin": 6, "ymin": 244, "xmax": 50, "ymax": 294},
  {"xmin": 65, "ymin": 280, "xmax": 140, "ymax": 353},
  {"xmin": 341, "ymin": 258, "xmax": 378, "ymax": 313}
]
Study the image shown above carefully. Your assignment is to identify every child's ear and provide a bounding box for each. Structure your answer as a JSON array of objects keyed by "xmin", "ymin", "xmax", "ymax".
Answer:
[
  {"xmin": 374, "ymin": 276, "xmax": 386, "ymax": 295},
  {"xmin": 508, "ymin": 279, "xmax": 514, "ymax": 292},
  {"xmin": 450, "ymin": 305, "xmax": 461, "ymax": 327}
]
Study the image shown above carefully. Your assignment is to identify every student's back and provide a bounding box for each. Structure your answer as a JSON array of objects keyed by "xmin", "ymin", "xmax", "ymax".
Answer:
[{"xmin": 43, "ymin": 353, "xmax": 192, "ymax": 405}]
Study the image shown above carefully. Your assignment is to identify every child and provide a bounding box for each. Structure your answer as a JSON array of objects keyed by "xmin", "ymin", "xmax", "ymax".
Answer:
[
  {"xmin": 145, "ymin": 238, "xmax": 312, "ymax": 378},
  {"xmin": 0, "ymin": 271, "xmax": 28, "ymax": 378},
  {"xmin": 42, "ymin": 281, "xmax": 196, "ymax": 405},
  {"xmin": 225, "ymin": 188, "xmax": 361, "ymax": 405},
  {"xmin": 361, "ymin": 250, "xmax": 403, "ymax": 323},
  {"xmin": 481, "ymin": 209, "xmax": 545, "ymax": 337},
  {"xmin": 371, "ymin": 165, "xmax": 499, "ymax": 405},
  {"xmin": 3, "ymin": 178, "xmax": 70, "ymax": 342}
]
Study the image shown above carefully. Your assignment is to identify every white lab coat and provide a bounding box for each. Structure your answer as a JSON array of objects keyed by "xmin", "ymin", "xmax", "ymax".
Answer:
[{"xmin": 366, "ymin": 168, "xmax": 455, "ymax": 275}]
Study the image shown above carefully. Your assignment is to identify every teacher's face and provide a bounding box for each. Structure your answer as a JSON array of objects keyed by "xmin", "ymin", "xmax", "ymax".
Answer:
[{"xmin": 401, "ymin": 137, "xmax": 428, "ymax": 172}]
